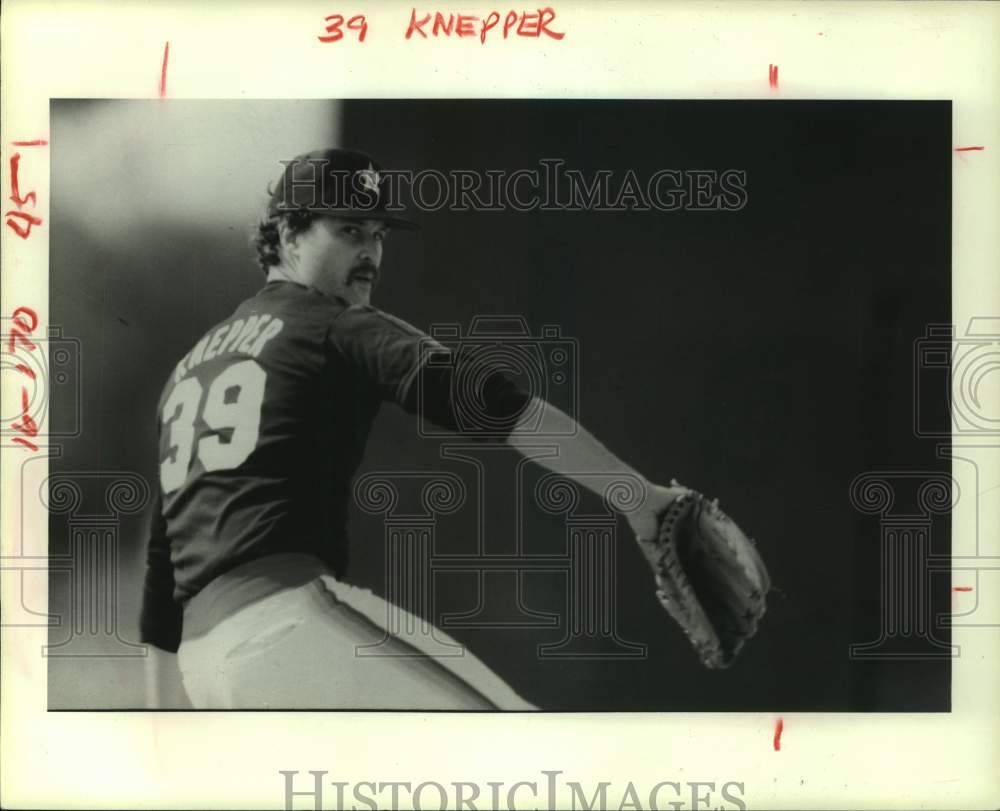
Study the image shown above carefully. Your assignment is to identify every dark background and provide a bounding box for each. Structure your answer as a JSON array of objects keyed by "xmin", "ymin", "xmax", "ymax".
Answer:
[{"xmin": 49, "ymin": 100, "xmax": 952, "ymax": 710}]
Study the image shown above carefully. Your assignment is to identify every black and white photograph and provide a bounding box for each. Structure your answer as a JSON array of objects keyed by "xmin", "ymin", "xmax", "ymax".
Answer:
[
  {"xmin": 3, "ymin": 3, "xmax": 999, "ymax": 810},
  {"xmin": 43, "ymin": 98, "xmax": 952, "ymax": 712}
]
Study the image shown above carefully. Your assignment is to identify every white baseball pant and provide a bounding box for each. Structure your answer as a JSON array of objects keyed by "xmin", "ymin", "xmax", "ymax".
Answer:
[{"xmin": 176, "ymin": 553, "xmax": 536, "ymax": 710}]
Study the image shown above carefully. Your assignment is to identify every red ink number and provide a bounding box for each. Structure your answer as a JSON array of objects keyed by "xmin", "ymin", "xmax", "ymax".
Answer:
[
  {"xmin": 7, "ymin": 327, "xmax": 37, "ymax": 354},
  {"xmin": 5, "ymin": 307, "xmax": 41, "ymax": 452},
  {"xmin": 5, "ymin": 211, "xmax": 43, "ymax": 240},
  {"xmin": 6, "ymin": 152, "xmax": 43, "ymax": 239},
  {"xmin": 13, "ymin": 306, "xmax": 38, "ymax": 334},
  {"xmin": 9, "ymin": 154, "xmax": 36, "ymax": 208},
  {"xmin": 12, "ymin": 389, "xmax": 39, "ymax": 438},
  {"xmin": 319, "ymin": 13, "xmax": 367, "ymax": 43},
  {"xmin": 7, "ymin": 305, "xmax": 38, "ymax": 353}
]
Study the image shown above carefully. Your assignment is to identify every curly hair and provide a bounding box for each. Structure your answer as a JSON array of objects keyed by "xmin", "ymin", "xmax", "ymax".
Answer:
[{"xmin": 251, "ymin": 209, "xmax": 315, "ymax": 276}]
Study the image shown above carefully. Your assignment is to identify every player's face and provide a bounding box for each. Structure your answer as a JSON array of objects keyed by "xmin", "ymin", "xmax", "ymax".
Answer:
[{"xmin": 297, "ymin": 217, "xmax": 388, "ymax": 306}]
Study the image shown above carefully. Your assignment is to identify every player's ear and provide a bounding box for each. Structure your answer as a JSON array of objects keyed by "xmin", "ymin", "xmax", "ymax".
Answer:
[
  {"xmin": 276, "ymin": 216, "xmax": 306, "ymax": 263},
  {"xmin": 276, "ymin": 217, "xmax": 297, "ymax": 249}
]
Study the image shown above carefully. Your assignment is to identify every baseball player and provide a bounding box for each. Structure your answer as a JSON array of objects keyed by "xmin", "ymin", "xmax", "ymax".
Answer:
[{"xmin": 140, "ymin": 148, "xmax": 769, "ymax": 710}]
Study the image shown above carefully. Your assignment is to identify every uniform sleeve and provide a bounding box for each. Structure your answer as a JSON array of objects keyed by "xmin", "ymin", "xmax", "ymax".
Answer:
[
  {"xmin": 139, "ymin": 480, "xmax": 183, "ymax": 652},
  {"xmin": 328, "ymin": 305, "xmax": 532, "ymax": 438},
  {"xmin": 327, "ymin": 305, "xmax": 431, "ymax": 404}
]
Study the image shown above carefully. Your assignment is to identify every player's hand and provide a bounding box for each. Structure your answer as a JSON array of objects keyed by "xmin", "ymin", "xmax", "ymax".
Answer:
[{"xmin": 627, "ymin": 479, "xmax": 692, "ymax": 554}]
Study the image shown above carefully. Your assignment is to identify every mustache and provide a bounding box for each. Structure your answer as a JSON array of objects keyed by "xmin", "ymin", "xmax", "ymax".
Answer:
[{"xmin": 349, "ymin": 261, "xmax": 379, "ymax": 282}]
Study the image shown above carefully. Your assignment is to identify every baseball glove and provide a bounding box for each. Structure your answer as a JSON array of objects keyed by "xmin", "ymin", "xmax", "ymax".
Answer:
[{"xmin": 638, "ymin": 490, "xmax": 770, "ymax": 669}]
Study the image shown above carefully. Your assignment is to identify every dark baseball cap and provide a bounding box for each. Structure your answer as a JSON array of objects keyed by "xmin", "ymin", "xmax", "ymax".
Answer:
[{"xmin": 267, "ymin": 148, "xmax": 419, "ymax": 230}]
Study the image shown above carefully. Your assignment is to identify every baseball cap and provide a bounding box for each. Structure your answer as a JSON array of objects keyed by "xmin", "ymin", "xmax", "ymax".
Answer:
[{"xmin": 267, "ymin": 148, "xmax": 419, "ymax": 230}]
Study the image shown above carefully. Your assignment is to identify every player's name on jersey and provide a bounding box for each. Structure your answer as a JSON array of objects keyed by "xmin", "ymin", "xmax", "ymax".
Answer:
[{"xmin": 173, "ymin": 314, "xmax": 285, "ymax": 384}]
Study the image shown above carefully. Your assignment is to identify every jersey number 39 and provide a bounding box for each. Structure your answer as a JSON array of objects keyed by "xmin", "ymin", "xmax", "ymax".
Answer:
[{"xmin": 159, "ymin": 359, "xmax": 267, "ymax": 494}]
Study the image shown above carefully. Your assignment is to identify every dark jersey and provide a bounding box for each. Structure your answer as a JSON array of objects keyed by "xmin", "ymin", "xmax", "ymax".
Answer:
[{"xmin": 140, "ymin": 280, "xmax": 529, "ymax": 651}]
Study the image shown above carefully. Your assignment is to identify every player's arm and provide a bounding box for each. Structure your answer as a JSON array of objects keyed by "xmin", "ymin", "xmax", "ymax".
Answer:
[
  {"xmin": 329, "ymin": 308, "xmax": 683, "ymax": 535},
  {"xmin": 138, "ymin": 486, "xmax": 189, "ymax": 708},
  {"xmin": 334, "ymin": 311, "xmax": 769, "ymax": 667},
  {"xmin": 410, "ymin": 354, "xmax": 684, "ymax": 538},
  {"xmin": 508, "ymin": 397, "xmax": 771, "ymax": 670},
  {"xmin": 504, "ymin": 397, "xmax": 686, "ymax": 541}
]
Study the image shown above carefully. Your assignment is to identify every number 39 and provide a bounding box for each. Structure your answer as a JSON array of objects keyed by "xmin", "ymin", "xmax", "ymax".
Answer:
[{"xmin": 159, "ymin": 359, "xmax": 267, "ymax": 494}]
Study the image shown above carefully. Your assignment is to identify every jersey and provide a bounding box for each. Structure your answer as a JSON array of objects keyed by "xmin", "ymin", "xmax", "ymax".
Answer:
[{"xmin": 140, "ymin": 280, "xmax": 531, "ymax": 651}]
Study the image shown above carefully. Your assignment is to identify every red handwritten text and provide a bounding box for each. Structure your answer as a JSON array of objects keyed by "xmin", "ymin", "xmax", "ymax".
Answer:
[
  {"xmin": 405, "ymin": 7, "xmax": 564, "ymax": 42},
  {"xmin": 6, "ymin": 306, "xmax": 41, "ymax": 452},
  {"xmin": 12, "ymin": 306, "xmax": 38, "ymax": 335},
  {"xmin": 319, "ymin": 13, "xmax": 368, "ymax": 42},
  {"xmin": 9, "ymin": 154, "xmax": 37, "ymax": 208},
  {"xmin": 5, "ymin": 143, "xmax": 45, "ymax": 240}
]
